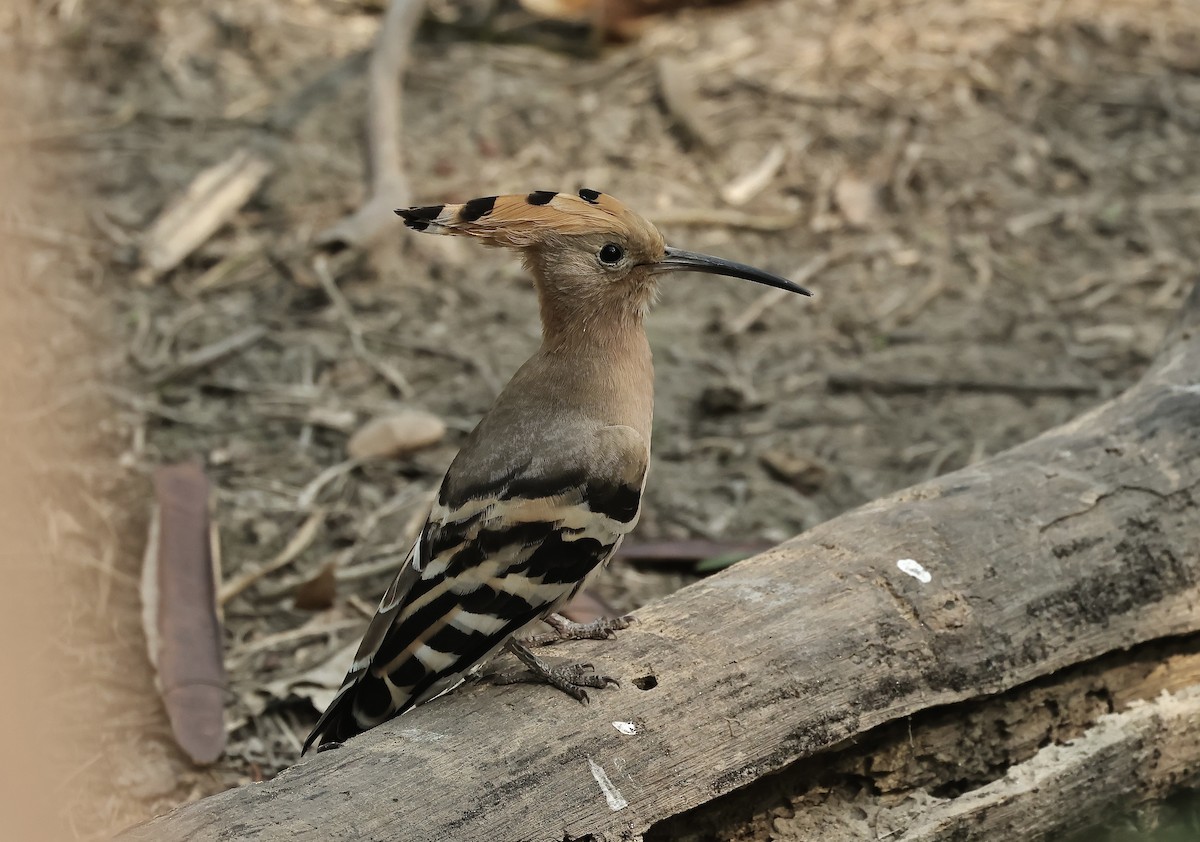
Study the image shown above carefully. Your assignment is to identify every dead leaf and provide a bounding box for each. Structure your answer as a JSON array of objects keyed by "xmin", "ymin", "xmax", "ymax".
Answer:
[
  {"xmin": 143, "ymin": 461, "xmax": 227, "ymax": 765},
  {"xmin": 294, "ymin": 561, "xmax": 337, "ymax": 611},
  {"xmin": 347, "ymin": 410, "xmax": 446, "ymax": 460},
  {"xmin": 262, "ymin": 641, "xmax": 358, "ymax": 714}
]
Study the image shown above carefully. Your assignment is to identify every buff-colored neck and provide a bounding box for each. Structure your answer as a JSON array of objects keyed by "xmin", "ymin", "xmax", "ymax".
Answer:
[{"xmin": 521, "ymin": 268, "xmax": 655, "ymax": 439}]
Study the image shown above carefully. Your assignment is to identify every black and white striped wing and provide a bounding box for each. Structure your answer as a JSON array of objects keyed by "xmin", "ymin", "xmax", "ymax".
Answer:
[{"xmin": 303, "ymin": 425, "xmax": 647, "ymax": 749}]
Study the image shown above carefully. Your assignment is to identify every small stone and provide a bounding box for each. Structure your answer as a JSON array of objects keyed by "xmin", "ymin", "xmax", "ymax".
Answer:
[{"xmin": 347, "ymin": 410, "xmax": 446, "ymax": 460}]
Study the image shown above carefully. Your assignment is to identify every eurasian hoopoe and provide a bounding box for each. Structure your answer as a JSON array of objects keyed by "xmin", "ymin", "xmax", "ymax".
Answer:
[{"xmin": 303, "ymin": 189, "xmax": 810, "ymax": 751}]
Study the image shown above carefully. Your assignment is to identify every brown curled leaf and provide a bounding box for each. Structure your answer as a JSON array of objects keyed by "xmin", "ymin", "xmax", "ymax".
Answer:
[{"xmin": 142, "ymin": 461, "xmax": 226, "ymax": 765}]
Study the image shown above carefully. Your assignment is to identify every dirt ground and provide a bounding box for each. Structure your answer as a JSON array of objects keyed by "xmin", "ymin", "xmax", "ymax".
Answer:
[{"xmin": 7, "ymin": 0, "xmax": 1200, "ymax": 836}]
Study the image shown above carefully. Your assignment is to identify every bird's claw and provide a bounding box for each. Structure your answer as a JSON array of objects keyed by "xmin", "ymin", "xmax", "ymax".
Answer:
[
  {"xmin": 489, "ymin": 661, "xmax": 618, "ymax": 699},
  {"xmin": 500, "ymin": 640, "xmax": 620, "ymax": 703},
  {"xmin": 523, "ymin": 613, "xmax": 636, "ymax": 647},
  {"xmin": 555, "ymin": 662, "xmax": 619, "ymax": 691}
]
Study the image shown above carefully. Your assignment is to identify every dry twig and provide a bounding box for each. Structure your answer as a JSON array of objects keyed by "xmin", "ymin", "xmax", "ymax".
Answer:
[
  {"xmin": 314, "ymin": 0, "xmax": 426, "ymax": 250},
  {"xmin": 726, "ymin": 253, "xmax": 831, "ymax": 335},
  {"xmin": 720, "ymin": 144, "xmax": 787, "ymax": 206},
  {"xmin": 150, "ymin": 325, "xmax": 268, "ymax": 387},
  {"xmin": 656, "ymin": 56, "xmax": 717, "ymax": 151},
  {"xmin": 312, "ymin": 256, "xmax": 412, "ymax": 395},
  {"xmin": 137, "ymin": 148, "xmax": 274, "ymax": 284},
  {"xmin": 826, "ymin": 372, "xmax": 1101, "ymax": 398},
  {"xmin": 295, "ymin": 457, "xmax": 363, "ymax": 511},
  {"xmin": 218, "ymin": 508, "xmax": 327, "ymax": 605}
]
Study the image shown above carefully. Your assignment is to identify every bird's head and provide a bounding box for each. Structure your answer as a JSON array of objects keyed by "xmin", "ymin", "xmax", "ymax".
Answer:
[{"xmin": 396, "ymin": 189, "xmax": 810, "ymax": 332}]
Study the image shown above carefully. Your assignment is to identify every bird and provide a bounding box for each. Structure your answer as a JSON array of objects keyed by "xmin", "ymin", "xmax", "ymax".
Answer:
[{"xmin": 303, "ymin": 188, "xmax": 810, "ymax": 751}]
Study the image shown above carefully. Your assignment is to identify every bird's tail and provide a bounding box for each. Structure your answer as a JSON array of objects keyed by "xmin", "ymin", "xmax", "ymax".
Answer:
[{"xmin": 301, "ymin": 681, "xmax": 360, "ymax": 753}]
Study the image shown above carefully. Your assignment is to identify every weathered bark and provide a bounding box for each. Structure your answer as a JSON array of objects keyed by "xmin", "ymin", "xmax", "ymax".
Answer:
[
  {"xmin": 648, "ymin": 636, "xmax": 1200, "ymax": 841},
  {"xmin": 899, "ymin": 683, "xmax": 1200, "ymax": 842},
  {"xmin": 122, "ymin": 282, "xmax": 1200, "ymax": 842}
]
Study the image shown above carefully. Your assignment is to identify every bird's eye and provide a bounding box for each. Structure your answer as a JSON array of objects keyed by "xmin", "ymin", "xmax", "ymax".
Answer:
[{"xmin": 598, "ymin": 243, "xmax": 624, "ymax": 266}]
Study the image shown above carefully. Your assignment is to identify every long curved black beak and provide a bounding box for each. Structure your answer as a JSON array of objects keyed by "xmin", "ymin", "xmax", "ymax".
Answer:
[{"xmin": 654, "ymin": 247, "xmax": 812, "ymax": 296}]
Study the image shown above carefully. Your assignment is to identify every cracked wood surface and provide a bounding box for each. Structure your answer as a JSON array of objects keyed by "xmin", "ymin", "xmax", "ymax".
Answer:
[
  {"xmin": 123, "ymin": 283, "xmax": 1200, "ymax": 841},
  {"xmin": 898, "ymin": 683, "xmax": 1200, "ymax": 841}
]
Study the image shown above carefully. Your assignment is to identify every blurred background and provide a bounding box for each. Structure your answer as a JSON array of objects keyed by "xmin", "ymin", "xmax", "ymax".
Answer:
[{"xmin": 2, "ymin": 0, "xmax": 1198, "ymax": 838}]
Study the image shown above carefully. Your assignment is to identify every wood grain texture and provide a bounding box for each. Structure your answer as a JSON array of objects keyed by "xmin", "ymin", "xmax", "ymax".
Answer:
[{"xmin": 123, "ymin": 283, "xmax": 1200, "ymax": 841}]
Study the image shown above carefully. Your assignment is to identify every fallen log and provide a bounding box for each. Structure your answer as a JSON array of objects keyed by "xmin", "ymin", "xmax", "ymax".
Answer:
[
  {"xmin": 122, "ymin": 280, "xmax": 1200, "ymax": 841},
  {"xmin": 888, "ymin": 682, "xmax": 1200, "ymax": 842},
  {"xmin": 650, "ymin": 635, "xmax": 1200, "ymax": 841}
]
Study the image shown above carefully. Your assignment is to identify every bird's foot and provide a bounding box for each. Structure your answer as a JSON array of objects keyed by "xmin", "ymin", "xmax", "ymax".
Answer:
[
  {"xmin": 497, "ymin": 639, "xmax": 619, "ymax": 703},
  {"xmin": 521, "ymin": 612, "xmax": 636, "ymax": 647},
  {"xmin": 316, "ymin": 741, "xmax": 344, "ymax": 753}
]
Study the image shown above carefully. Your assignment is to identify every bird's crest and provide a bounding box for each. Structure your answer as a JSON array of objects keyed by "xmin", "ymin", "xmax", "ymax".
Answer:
[{"xmin": 396, "ymin": 188, "xmax": 650, "ymax": 248}]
